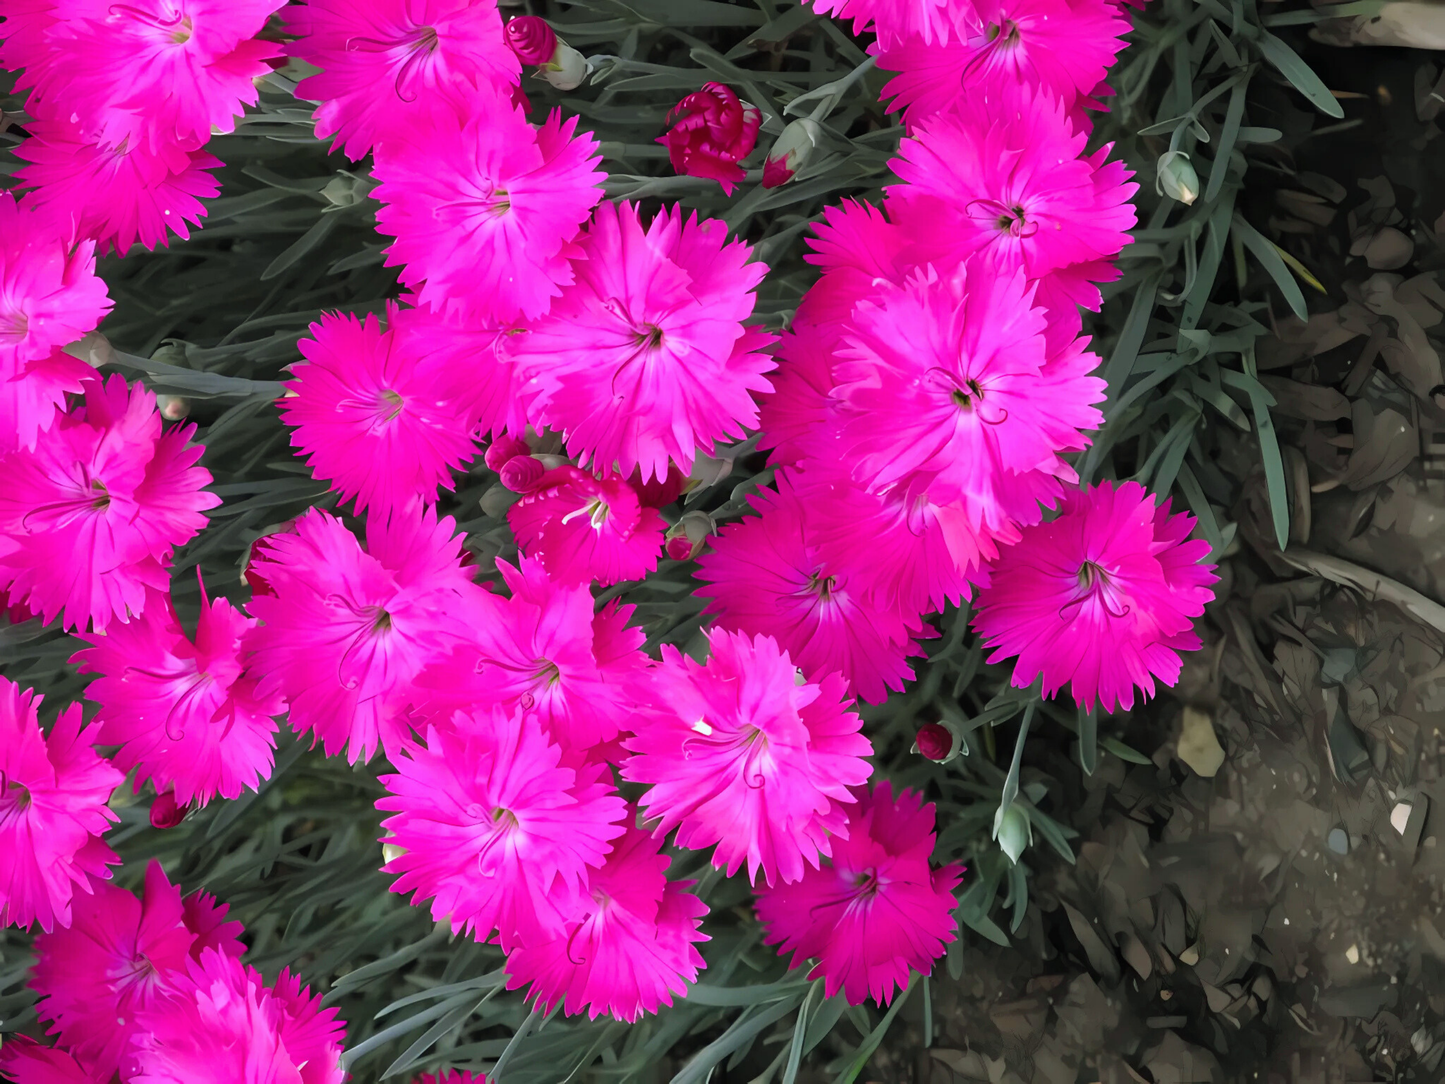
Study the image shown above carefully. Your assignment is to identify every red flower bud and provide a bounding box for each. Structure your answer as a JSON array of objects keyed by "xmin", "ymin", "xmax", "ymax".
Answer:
[
  {"xmin": 664, "ymin": 535, "xmax": 695, "ymax": 561},
  {"xmin": 150, "ymin": 790, "xmax": 187, "ymax": 829},
  {"xmin": 915, "ymin": 722, "xmax": 955, "ymax": 762},
  {"xmin": 500, "ymin": 454, "xmax": 546, "ymax": 493},
  {"xmin": 485, "ymin": 434, "xmax": 531, "ymax": 472},
  {"xmin": 658, "ymin": 83, "xmax": 762, "ymax": 196},
  {"xmin": 504, "ymin": 16, "xmax": 558, "ymax": 65}
]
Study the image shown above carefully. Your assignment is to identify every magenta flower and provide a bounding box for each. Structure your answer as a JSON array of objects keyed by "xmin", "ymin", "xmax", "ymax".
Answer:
[
  {"xmin": 20, "ymin": 0, "xmax": 286, "ymax": 153},
  {"xmin": 31, "ymin": 861, "xmax": 242, "ymax": 1079},
  {"xmin": 504, "ymin": 819, "xmax": 709, "ymax": 1021},
  {"xmin": 130, "ymin": 948, "xmax": 342, "ymax": 1084},
  {"xmin": 281, "ymin": 306, "xmax": 483, "ymax": 517},
  {"xmin": 694, "ymin": 473, "xmax": 931, "ymax": 704},
  {"xmin": 371, "ymin": 83, "xmax": 605, "ymax": 323},
  {"xmin": 0, "ymin": 678, "xmax": 122, "ymax": 932},
  {"xmin": 755, "ymin": 781, "xmax": 962, "ymax": 1006},
  {"xmin": 515, "ymin": 201, "xmax": 775, "ymax": 482},
  {"xmin": 508, "ymin": 465, "xmax": 666, "ymax": 586},
  {"xmin": 411, "ymin": 557, "xmax": 651, "ymax": 754},
  {"xmin": 393, "ymin": 303, "xmax": 533, "ymax": 439},
  {"xmin": 14, "ymin": 116, "xmax": 222, "ymax": 255},
  {"xmin": 797, "ymin": 464, "xmax": 970, "ymax": 616},
  {"xmin": 810, "ymin": 0, "xmax": 957, "ymax": 48},
  {"xmin": 972, "ymin": 480, "xmax": 1218, "ymax": 712},
  {"xmin": 71, "ymin": 577, "xmax": 282, "ymax": 807},
  {"xmin": 0, "ymin": 375, "xmax": 218, "ymax": 632},
  {"xmin": 243, "ymin": 507, "xmax": 484, "ymax": 763},
  {"xmin": 658, "ymin": 83, "xmax": 762, "ymax": 195},
  {"xmin": 833, "ymin": 263, "xmax": 1104, "ymax": 511},
  {"xmin": 625, "ymin": 629, "xmax": 873, "ymax": 884},
  {"xmin": 378, "ymin": 708, "xmax": 628, "ymax": 949},
  {"xmin": 0, "ymin": 347, "xmax": 94, "ymax": 455},
  {"xmin": 286, "ymin": 0, "xmax": 520, "ymax": 160},
  {"xmin": 0, "ymin": 192, "xmax": 111, "ymax": 372},
  {"xmin": 0, "ymin": 1037, "xmax": 104, "ymax": 1083},
  {"xmin": 887, "ymin": 85, "xmax": 1136, "ymax": 286}
]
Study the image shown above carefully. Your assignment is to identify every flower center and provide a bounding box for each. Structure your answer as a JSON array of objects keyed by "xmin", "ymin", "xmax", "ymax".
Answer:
[
  {"xmin": 371, "ymin": 607, "xmax": 393, "ymax": 634},
  {"xmin": 1061, "ymin": 560, "xmax": 1133, "ymax": 622},
  {"xmin": 951, "ymin": 379, "xmax": 984, "ymax": 411},
  {"xmin": 561, "ymin": 498, "xmax": 610, "ymax": 530},
  {"xmin": 986, "ymin": 19, "xmax": 1021, "ymax": 46},
  {"xmin": 378, "ymin": 388, "xmax": 404, "ymax": 422},
  {"xmin": 107, "ymin": 952, "xmax": 161, "ymax": 997},
  {"xmin": 633, "ymin": 324, "xmax": 664, "ymax": 350},
  {"xmin": 0, "ymin": 309, "xmax": 28, "ymax": 341},
  {"xmin": 852, "ymin": 867, "xmax": 880, "ymax": 899},
  {"xmin": 0, "ymin": 776, "xmax": 31, "ymax": 828},
  {"xmin": 806, "ymin": 569, "xmax": 837, "ymax": 599}
]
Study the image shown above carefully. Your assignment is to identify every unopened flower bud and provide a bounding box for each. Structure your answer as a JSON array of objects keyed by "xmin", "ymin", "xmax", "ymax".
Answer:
[
  {"xmin": 62, "ymin": 330, "xmax": 115, "ymax": 368},
  {"xmin": 150, "ymin": 790, "xmax": 187, "ymax": 829},
  {"xmin": 992, "ymin": 802, "xmax": 1033, "ymax": 865},
  {"xmin": 1155, "ymin": 151, "xmax": 1199, "ymax": 205},
  {"xmin": 381, "ymin": 839, "xmax": 408, "ymax": 866},
  {"xmin": 485, "ymin": 434, "xmax": 531, "ymax": 472},
  {"xmin": 913, "ymin": 721, "xmax": 959, "ymax": 762},
  {"xmin": 687, "ymin": 453, "xmax": 734, "ymax": 492},
  {"xmin": 504, "ymin": 16, "xmax": 557, "ymax": 65},
  {"xmin": 157, "ymin": 394, "xmax": 190, "ymax": 421},
  {"xmin": 664, "ymin": 511, "xmax": 714, "ymax": 560},
  {"xmin": 762, "ymin": 118, "xmax": 821, "ymax": 189},
  {"xmin": 539, "ymin": 40, "xmax": 588, "ymax": 91},
  {"xmin": 499, "ymin": 454, "xmax": 546, "ymax": 493}
]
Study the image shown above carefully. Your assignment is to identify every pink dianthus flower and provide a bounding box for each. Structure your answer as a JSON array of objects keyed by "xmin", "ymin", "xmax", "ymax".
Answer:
[
  {"xmin": 505, "ymin": 819, "xmax": 709, "ymax": 1021},
  {"xmin": 885, "ymin": 85, "xmax": 1137, "ymax": 286},
  {"xmin": 243, "ymin": 507, "xmax": 484, "ymax": 763},
  {"xmin": 410, "ymin": 557, "xmax": 650, "ymax": 755},
  {"xmin": 694, "ymin": 473, "xmax": 931, "ymax": 704},
  {"xmin": 30, "ymin": 861, "xmax": 244, "ymax": 1079},
  {"xmin": 972, "ymin": 480, "xmax": 1218, "ymax": 712},
  {"xmin": 0, "ymin": 374, "xmax": 219, "ymax": 631},
  {"xmin": 0, "ymin": 192, "xmax": 111, "ymax": 372},
  {"xmin": 755, "ymin": 781, "xmax": 962, "ymax": 1006},
  {"xmin": 508, "ymin": 465, "xmax": 665, "ymax": 586},
  {"xmin": 19, "ymin": 0, "xmax": 287, "ymax": 153},
  {"xmin": 371, "ymin": 82, "xmax": 605, "ymax": 324},
  {"xmin": 71, "ymin": 577, "xmax": 282, "ymax": 807},
  {"xmin": 832, "ymin": 262, "xmax": 1103, "ymax": 511},
  {"xmin": 514, "ymin": 200, "xmax": 775, "ymax": 482},
  {"xmin": 285, "ymin": 0, "xmax": 520, "ymax": 160},
  {"xmin": 129, "ymin": 948, "xmax": 342, "ymax": 1084},
  {"xmin": 960, "ymin": 0, "xmax": 1130, "ymax": 105},
  {"xmin": 378, "ymin": 707, "xmax": 628, "ymax": 948},
  {"xmin": 0, "ymin": 678, "xmax": 122, "ymax": 932},
  {"xmin": 281, "ymin": 306, "xmax": 484, "ymax": 517},
  {"xmin": 625, "ymin": 628, "xmax": 873, "ymax": 884},
  {"xmin": 14, "ymin": 117, "xmax": 222, "ymax": 255}
]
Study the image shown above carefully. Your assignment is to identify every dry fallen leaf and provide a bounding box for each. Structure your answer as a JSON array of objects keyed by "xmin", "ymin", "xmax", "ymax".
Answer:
[{"xmin": 1178, "ymin": 707, "xmax": 1226, "ymax": 777}]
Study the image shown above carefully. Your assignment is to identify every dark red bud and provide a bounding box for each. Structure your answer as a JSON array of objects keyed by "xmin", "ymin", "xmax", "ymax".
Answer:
[
  {"xmin": 505, "ymin": 16, "xmax": 558, "ymax": 65},
  {"xmin": 485, "ymin": 435, "xmax": 531, "ymax": 472},
  {"xmin": 150, "ymin": 790, "xmax": 187, "ymax": 829},
  {"xmin": 665, "ymin": 535, "xmax": 695, "ymax": 561},
  {"xmin": 500, "ymin": 454, "xmax": 546, "ymax": 493},
  {"xmin": 916, "ymin": 722, "xmax": 954, "ymax": 761}
]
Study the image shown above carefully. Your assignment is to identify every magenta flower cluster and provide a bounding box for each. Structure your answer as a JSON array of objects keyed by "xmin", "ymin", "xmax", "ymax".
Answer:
[{"xmin": 0, "ymin": 0, "xmax": 1219, "ymax": 1067}]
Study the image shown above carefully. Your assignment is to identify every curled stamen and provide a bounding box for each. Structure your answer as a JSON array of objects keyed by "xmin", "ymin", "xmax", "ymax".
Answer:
[
  {"xmin": 108, "ymin": 2, "xmax": 184, "ymax": 27},
  {"xmin": 564, "ymin": 920, "xmax": 591, "ymax": 965}
]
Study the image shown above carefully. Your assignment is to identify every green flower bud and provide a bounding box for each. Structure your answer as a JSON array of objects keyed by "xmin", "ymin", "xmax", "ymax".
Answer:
[
  {"xmin": 1156, "ymin": 151, "xmax": 1199, "ymax": 206},
  {"xmin": 992, "ymin": 802, "xmax": 1033, "ymax": 865}
]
